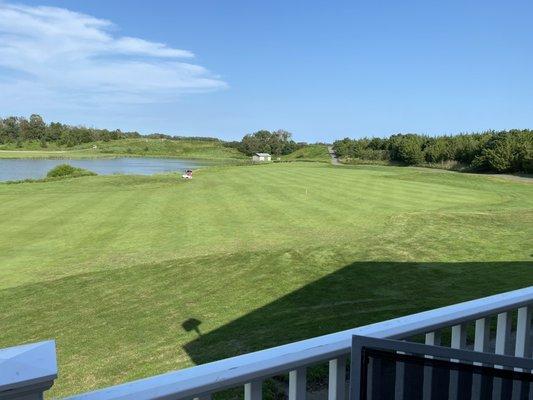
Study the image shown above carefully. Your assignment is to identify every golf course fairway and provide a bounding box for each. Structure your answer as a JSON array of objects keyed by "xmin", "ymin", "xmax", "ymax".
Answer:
[{"xmin": 0, "ymin": 162, "xmax": 531, "ymax": 397}]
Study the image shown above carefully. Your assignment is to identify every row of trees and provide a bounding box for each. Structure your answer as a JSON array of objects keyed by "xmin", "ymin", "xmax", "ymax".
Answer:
[
  {"xmin": 333, "ymin": 130, "xmax": 532, "ymax": 173},
  {"xmin": 225, "ymin": 129, "xmax": 303, "ymax": 156},
  {"xmin": 0, "ymin": 115, "xmax": 142, "ymax": 147},
  {"xmin": 0, "ymin": 115, "xmax": 221, "ymax": 148}
]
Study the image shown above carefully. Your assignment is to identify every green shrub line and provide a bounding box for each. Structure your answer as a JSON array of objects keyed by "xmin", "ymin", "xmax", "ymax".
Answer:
[{"xmin": 333, "ymin": 130, "xmax": 532, "ymax": 174}]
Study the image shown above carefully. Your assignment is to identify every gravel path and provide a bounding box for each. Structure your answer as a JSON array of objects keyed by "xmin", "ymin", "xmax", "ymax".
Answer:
[{"xmin": 327, "ymin": 146, "xmax": 341, "ymax": 165}]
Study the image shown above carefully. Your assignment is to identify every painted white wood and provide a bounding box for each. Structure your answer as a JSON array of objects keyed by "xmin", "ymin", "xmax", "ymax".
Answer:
[
  {"xmin": 328, "ymin": 356, "xmax": 346, "ymax": 400},
  {"xmin": 423, "ymin": 331, "xmax": 441, "ymax": 400},
  {"xmin": 289, "ymin": 368, "xmax": 306, "ymax": 400},
  {"xmin": 0, "ymin": 341, "xmax": 57, "ymax": 400},
  {"xmin": 244, "ymin": 380, "xmax": 262, "ymax": 400},
  {"xmin": 512, "ymin": 307, "xmax": 532, "ymax": 399},
  {"xmin": 493, "ymin": 311, "xmax": 514, "ymax": 400},
  {"xmin": 514, "ymin": 306, "xmax": 531, "ymax": 360},
  {"xmin": 451, "ymin": 323, "xmax": 467, "ymax": 350},
  {"xmin": 471, "ymin": 318, "xmax": 491, "ymax": 400},
  {"xmin": 449, "ymin": 324, "xmax": 467, "ymax": 400},
  {"xmin": 495, "ymin": 311, "xmax": 513, "ymax": 356},
  {"xmin": 55, "ymin": 287, "xmax": 532, "ymax": 400},
  {"xmin": 474, "ymin": 317, "xmax": 491, "ymax": 354}
]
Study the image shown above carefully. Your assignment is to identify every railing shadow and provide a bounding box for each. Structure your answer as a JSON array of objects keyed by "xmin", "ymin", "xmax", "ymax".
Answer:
[{"xmin": 183, "ymin": 261, "xmax": 532, "ymax": 366}]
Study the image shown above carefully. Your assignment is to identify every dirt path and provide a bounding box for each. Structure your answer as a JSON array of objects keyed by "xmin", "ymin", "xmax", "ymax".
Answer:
[{"xmin": 327, "ymin": 146, "xmax": 341, "ymax": 165}]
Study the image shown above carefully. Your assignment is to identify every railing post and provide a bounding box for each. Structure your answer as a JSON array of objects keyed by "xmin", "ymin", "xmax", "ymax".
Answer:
[
  {"xmin": 0, "ymin": 341, "xmax": 57, "ymax": 400},
  {"xmin": 328, "ymin": 356, "xmax": 346, "ymax": 400},
  {"xmin": 289, "ymin": 367, "xmax": 306, "ymax": 400},
  {"xmin": 244, "ymin": 380, "xmax": 262, "ymax": 400}
]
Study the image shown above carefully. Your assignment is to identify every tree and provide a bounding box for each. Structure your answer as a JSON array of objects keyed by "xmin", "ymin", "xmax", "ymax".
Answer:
[
  {"xmin": 46, "ymin": 122, "xmax": 64, "ymax": 142},
  {"xmin": 20, "ymin": 114, "xmax": 46, "ymax": 141},
  {"xmin": 238, "ymin": 129, "xmax": 298, "ymax": 156},
  {"xmin": 2, "ymin": 117, "xmax": 20, "ymax": 142}
]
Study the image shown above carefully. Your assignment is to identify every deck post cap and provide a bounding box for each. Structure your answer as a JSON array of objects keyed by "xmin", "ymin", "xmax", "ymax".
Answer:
[{"xmin": 0, "ymin": 340, "xmax": 57, "ymax": 399}]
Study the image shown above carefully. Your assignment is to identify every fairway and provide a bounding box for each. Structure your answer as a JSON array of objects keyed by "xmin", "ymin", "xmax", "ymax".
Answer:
[{"xmin": 0, "ymin": 163, "xmax": 532, "ymax": 397}]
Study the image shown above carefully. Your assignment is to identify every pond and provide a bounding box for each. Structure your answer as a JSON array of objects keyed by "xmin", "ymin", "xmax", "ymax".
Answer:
[{"xmin": 0, "ymin": 157, "xmax": 205, "ymax": 182}]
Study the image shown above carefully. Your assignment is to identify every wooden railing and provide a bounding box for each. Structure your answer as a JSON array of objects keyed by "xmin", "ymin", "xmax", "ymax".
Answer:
[{"xmin": 1, "ymin": 287, "xmax": 531, "ymax": 400}]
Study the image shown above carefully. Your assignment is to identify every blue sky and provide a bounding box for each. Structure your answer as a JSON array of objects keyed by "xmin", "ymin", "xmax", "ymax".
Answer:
[{"xmin": 0, "ymin": 0, "xmax": 532, "ymax": 142}]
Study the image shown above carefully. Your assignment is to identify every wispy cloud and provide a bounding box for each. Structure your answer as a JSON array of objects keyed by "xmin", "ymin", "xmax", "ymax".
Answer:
[{"xmin": 0, "ymin": 3, "xmax": 227, "ymax": 110}]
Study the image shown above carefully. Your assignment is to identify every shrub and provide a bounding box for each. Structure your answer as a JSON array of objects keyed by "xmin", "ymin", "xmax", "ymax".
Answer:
[
  {"xmin": 472, "ymin": 131, "xmax": 533, "ymax": 173},
  {"xmin": 46, "ymin": 164, "xmax": 96, "ymax": 178},
  {"xmin": 357, "ymin": 149, "xmax": 390, "ymax": 161},
  {"xmin": 425, "ymin": 137, "xmax": 453, "ymax": 163},
  {"xmin": 390, "ymin": 134, "xmax": 425, "ymax": 165}
]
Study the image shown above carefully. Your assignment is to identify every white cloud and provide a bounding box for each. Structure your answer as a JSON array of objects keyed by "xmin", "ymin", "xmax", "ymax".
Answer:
[{"xmin": 0, "ymin": 3, "xmax": 227, "ymax": 110}]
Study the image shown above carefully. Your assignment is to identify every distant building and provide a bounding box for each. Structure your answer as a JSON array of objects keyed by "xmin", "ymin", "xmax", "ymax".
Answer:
[{"xmin": 252, "ymin": 153, "xmax": 271, "ymax": 162}]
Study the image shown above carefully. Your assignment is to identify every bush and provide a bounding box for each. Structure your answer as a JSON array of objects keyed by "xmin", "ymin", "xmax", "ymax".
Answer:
[
  {"xmin": 472, "ymin": 131, "xmax": 533, "ymax": 173},
  {"xmin": 425, "ymin": 137, "xmax": 453, "ymax": 163},
  {"xmin": 390, "ymin": 134, "xmax": 425, "ymax": 165},
  {"xmin": 46, "ymin": 164, "xmax": 96, "ymax": 179},
  {"xmin": 357, "ymin": 149, "xmax": 390, "ymax": 161}
]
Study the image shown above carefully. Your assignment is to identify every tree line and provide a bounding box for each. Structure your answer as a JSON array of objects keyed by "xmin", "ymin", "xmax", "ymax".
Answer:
[
  {"xmin": 0, "ymin": 114, "xmax": 220, "ymax": 147},
  {"xmin": 333, "ymin": 130, "xmax": 532, "ymax": 173},
  {"xmin": 224, "ymin": 129, "xmax": 303, "ymax": 156}
]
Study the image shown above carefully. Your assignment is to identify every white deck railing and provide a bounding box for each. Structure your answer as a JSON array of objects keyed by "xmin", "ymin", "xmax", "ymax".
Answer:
[{"xmin": 1, "ymin": 287, "xmax": 532, "ymax": 400}]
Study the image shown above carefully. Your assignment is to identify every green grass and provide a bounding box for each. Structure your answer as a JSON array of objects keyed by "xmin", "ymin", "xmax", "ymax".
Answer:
[
  {"xmin": 282, "ymin": 144, "xmax": 330, "ymax": 162},
  {"xmin": 0, "ymin": 163, "xmax": 532, "ymax": 397},
  {"xmin": 0, "ymin": 149, "xmax": 108, "ymax": 159},
  {"xmin": 0, "ymin": 138, "xmax": 247, "ymax": 160}
]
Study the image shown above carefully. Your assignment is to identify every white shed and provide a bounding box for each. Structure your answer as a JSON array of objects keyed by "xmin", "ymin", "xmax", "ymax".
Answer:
[{"xmin": 252, "ymin": 153, "xmax": 271, "ymax": 162}]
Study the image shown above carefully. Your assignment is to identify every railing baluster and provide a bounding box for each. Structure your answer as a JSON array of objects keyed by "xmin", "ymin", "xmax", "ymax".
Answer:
[
  {"xmin": 394, "ymin": 351, "xmax": 405, "ymax": 400},
  {"xmin": 474, "ymin": 317, "xmax": 491, "ymax": 353},
  {"xmin": 423, "ymin": 331, "xmax": 441, "ymax": 400},
  {"xmin": 289, "ymin": 367, "xmax": 307, "ymax": 400},
  {"xmin": 495, "ymin": 311, "xmax": 513, "ymax": 357},
  {"xmin": 514, "ymin": 306, "xmax": 532, "ymax": 360},
  {"xmin": 493, "ymin": 311, "xmax": 513, "ymax": 400},
  {"xmin": 471, "ymin": 317, "xmax": 491, "ymax": 400},
  {"xmin": 328, "ymin": 356, "xmax": 346, "ymax": 400},
  {"xmin": 245, "ymin": 380, "xmax": 263, "ymax": 400},
  {"xmin": 512, "ymin": 306, "xmax": 532, "ymax": 399},
  {"xmin": 449, "ymin": 324, "xmax": 467, "ymax": 400}
]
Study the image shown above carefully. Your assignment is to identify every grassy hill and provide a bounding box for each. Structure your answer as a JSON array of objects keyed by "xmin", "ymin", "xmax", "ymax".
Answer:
[
  {"xmin": 282, "ymin": 144, "xmax": 330, "ymax": 162},
  {"xmin": 0, "ymin": 163, "xmax": 531, "ymax": 397},
  {"xmin": 0, "ymin": 138, "xmax": 247, "ymax": 160}
]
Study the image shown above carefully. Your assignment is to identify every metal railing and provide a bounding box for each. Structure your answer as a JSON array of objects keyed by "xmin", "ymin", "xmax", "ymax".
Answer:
[{"xmin": 1, "ymin": 287, "xmax": 531, "ymax": 400}]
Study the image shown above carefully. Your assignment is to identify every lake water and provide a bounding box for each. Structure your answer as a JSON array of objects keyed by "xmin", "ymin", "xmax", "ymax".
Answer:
[{"xmin": 0, "ymin": 157, "xmax": 205, "ymax": 182}]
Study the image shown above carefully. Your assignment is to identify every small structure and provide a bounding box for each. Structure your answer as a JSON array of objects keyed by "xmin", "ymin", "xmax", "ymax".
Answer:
[{"xmin": 252, "ymin": 153, "xmax": 271, "ymax": 162}]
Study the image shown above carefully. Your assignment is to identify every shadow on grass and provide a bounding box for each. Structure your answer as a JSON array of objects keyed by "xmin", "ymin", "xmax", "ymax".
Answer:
[{"xmin": 183, "ymin": 261, "xmax": 532, "ymax": 365}]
